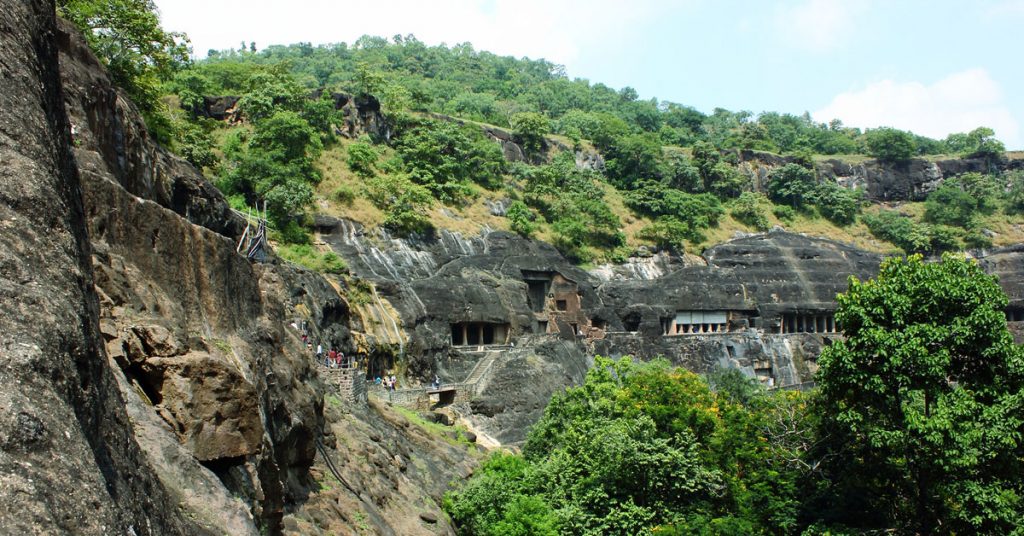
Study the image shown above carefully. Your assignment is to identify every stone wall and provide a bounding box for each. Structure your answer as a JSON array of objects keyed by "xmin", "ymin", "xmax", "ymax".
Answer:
[
  {"xmin": 320, "ymin": 366, "xmax": 367, "ymax": 406},
  {"xmin": 369, "ymin": 384, "xmax": 473, "ymax": 411}
]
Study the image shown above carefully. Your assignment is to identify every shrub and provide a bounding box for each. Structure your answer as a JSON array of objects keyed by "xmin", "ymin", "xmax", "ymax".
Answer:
[
  {"xmin": 332, "ymin": 185, "xmax": 355, "ymax": 205},
  {"xmin": 277, "ymin": 244, "xmax": 347, "ymax": 274},
  {"xmin": 864, "ymin": 127, "xmax": 916, "ymax": 162},
  {"xmin": 505, "ymin": 201, "xmax": 536, "ymax": 238},
  {"xmin": 768, "ymin": 164, "xmax": 817, "ymax": 208},
  {"xmin": 772, "ymin": 204, "xmax": 796, "ymax": 222},
  {"xmin": 812, "ymin": 184, "xmax": 862, "ymax": 226},
  {"xmin": 730, "ymin": 192, "xmax": 770, "ymax": 231},
  {"xmin": 636, "ymin": 218, "xmax": 690, "ymax": 251},
  {"xmin": 346, "ymin": 140, "xmax": 378, "ymax": 177}
]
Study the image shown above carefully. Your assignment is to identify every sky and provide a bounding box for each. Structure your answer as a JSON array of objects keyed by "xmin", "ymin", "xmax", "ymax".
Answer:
[{"xmin": 154, "ymin": 0, "xmax": 1024, "ymax": 149}]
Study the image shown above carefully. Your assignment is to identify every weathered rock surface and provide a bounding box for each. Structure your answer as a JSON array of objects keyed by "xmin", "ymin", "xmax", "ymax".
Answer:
[
  {"xmin": 737, "ymin": 149, "xmax": 1024, "ymax": 202},
  {"xmin": 0, "ymin": 2, "xmax": 204, "ymax": 533},
  {"xmin": 283, "ymin": 399, "xmax": 479, "ymax": 536}
]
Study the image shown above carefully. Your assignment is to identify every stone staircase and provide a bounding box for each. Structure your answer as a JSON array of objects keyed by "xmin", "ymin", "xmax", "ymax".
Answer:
[
  {"xmin": 462, "ymin": 349, "xmax": 503, "ymax": 393},
  {"xmin": 368, "ymin": 346, "xmax": 509, "ymax": 409}
]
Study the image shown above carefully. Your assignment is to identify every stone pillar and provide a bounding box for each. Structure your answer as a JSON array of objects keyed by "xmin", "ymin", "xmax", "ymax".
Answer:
[{"xmin": 462, "ymin": 324, "xmax": 468, "ymax": 346}]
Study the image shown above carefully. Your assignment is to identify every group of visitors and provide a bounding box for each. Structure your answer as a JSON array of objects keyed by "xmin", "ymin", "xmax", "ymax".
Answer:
[
  {"xmin": 375, "ymin": 374, "xmax": 398, "ymax": 391},
  {"xmin": 313, "ymin": 343, "xmax": 357, "ymax": 368}
]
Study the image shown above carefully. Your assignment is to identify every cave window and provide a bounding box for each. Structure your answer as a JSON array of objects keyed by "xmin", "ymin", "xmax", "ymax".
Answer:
[
  {"xmin": 537, "ymin": 320, "xmax": 548, "ymax": 333},
  {"xmin": 556, "ymin": 299, "xmax": 567, "ymax": 311},
  {"xmin": 623, "ymin": 313, "xmax": 641, "ymax": 332}
]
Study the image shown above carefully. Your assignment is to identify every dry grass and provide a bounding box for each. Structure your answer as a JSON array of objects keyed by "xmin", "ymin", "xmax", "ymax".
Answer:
[
  {"xmin": 812, "ymin": 153, "xmax": 872, "ymax": 165},
  {"xmin": 600, "ymin": 182, "xmax": 652, "ymax": 248},
  {"xmin": 695, "ymin": 202, "xmax": 900, "ymax": 255}
]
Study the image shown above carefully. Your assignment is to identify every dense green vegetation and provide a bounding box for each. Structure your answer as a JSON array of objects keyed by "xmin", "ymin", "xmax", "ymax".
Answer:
[
  {"xmin": 445, "ymin": 255, "xmax": 1024, "ymax": 534},
  {"xmin": 813, "ymin": 254, "xmax": 1024, "ymax": 534},
  {"xmin": 150, "ymin": 31, "xmax": 1015, "ymax": 258},
  {"xmin": 61, "ymin": 0, "xmax": 1021, "ymax": 259}
]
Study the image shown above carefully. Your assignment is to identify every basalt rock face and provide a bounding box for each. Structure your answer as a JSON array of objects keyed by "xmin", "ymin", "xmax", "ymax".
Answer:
[
  {"xmin": 197, "ymin": 89, "xmax": 391, "ymax": 140},
  {"xmin": 50, "ymin": 14, "xmax": 352, "ymax": 534},
  {"xmin": 319, "ymin": 219, "xmax": 888, "ymax": 441},
  {"xmin": 0, "ymin": 2, "xmax": 204, "ymax": 533},
  {"xmin": 737, "ymin": 150, "xmax": 1024, "ymax": 202},
  {"xmin": 58, "ymin": 23, "xmax": 245, "ymax": 240}
]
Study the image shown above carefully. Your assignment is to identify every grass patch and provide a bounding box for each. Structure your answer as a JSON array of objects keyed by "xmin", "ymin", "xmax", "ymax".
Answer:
[
  {"xmin": 277, "ymin": 243, "xmax": 347, "ymax": 274},
  {"xmin": 211, "ymin": 339, "xmax": 232, "ymax": 354},
  {"xmin": 391, "ymin": 405, "xmax": 475, "ymax": 447}
]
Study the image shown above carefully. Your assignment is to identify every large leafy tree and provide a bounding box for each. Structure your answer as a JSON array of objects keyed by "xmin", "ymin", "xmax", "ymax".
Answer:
[
  {"xmin": 864, "ymin": 127, "xmax": 917, "ymax": 162},
  {"xmin": 58, "ymin": 0, "xmax": 189, "ymax": 123},
  {"xmin": 219, "ymin": 110, "xmax": 322, "ymax": 225},
  {"xmin": 813, "ymin": 254, "xmax": 1024, "ymax": 534}
]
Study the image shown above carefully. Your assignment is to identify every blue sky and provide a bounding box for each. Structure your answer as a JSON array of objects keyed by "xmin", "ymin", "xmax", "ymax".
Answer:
[{"xmin": 155, "ymin": 0, "xmax": 1024, "ymax": 148}]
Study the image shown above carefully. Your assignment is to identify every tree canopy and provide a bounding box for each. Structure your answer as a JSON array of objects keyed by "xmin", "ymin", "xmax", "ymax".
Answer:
[{"xmin": 813, "ymin": 254, "xmax": 1024, "ymax": 533}]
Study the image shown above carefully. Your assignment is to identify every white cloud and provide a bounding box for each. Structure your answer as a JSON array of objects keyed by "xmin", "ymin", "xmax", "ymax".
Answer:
[
  {"xmin": 774, "ymin": 0, "xmax": 868, "ymax": 50},
  {"xmin": 813, "ymin": 68, "xmax": 1022, "ymax": 149},
  {"xmin": 155, "ymin": 0, "xmax": 665, "ymax": 69}
]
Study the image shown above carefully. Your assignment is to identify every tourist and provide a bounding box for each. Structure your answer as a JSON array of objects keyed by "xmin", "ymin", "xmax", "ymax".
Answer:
[
  {"xmin": 316, "ymin": 343, "xmax": 323, "ymax": 362},
  {"xmin": 390, "ymin": 374, "xmax": 397, "ymax": 391}
]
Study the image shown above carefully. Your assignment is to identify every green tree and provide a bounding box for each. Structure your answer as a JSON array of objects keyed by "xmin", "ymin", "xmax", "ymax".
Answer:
[
  {"xmin": 219, "ymin": 110, "xmax": 322, "ymax": 225},
  {"xmin": 730, "ymin": 192, "xmax": 770, "ymax": 231},
  {"xmin": 811, "ymin": 184, "xmax": 861, "ymax": 226},
  {"xmin": 864, "ymin": 127, "xmax": 917, "ymax": 162},
  {"xmin": 505, "ymin": 201, "xmax": 536, "ymax": 238},
  {"xmin": 814, "ymin": 254, "xmax": 1024, "ymax": 534},
  {"xmin": 59, "ymin": 0, "xmax": 190, "ymax": 137},
  {"xmin": 954, "ymin": 126, "xmax": 1006, "ymax": 160},
  {"xmin": 346, "ymin": 139, "xmax": 378, "ymax": 178},
  {"xmin": 510, "ymin": 112, "xmax": 550, "ymax": 157},
  {"xmin": 768, "ymin": 163, "xmax": 818, "ymax": 208},
  {"xmin": 923, "ymin": 173, "xmax": 998, "ymax": 229}
]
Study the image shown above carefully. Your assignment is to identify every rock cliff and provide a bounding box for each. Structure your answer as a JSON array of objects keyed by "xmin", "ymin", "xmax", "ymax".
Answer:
[
  {"xmin": 3, "ymin": 4, "xmax": 477, "ymax": 534},
  {"xmin": 738, "ymin": 149, "xmax": 1024, "ymax": 202},
  {"xmin": 0, "ymin": 2, "xmax": 205, "ymax": 533}
]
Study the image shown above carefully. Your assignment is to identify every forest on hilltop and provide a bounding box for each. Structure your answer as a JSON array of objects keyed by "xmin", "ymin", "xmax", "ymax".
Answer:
[{"xmin": 59, "ymin": 0, "xmax": 1024, "ymax": 266}]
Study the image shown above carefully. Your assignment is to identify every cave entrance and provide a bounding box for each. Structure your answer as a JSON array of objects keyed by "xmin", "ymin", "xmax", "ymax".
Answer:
[
  {"xmin": 451, "ymin": 322, "xmax": 510, "ymax": 346},
  {"xmin": 780, "ymin": 313, "xmax": 838, "ymax": 334},
  {"xmin": 623, "ymin": 312, "xmax": 641, "ymax": 332},
  {"xmin": 522, "ymin": 270, "xmax": 553, "ymax": 313}
]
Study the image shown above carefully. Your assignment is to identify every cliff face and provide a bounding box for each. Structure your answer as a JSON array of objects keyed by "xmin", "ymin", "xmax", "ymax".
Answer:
[
  {"xmin": 2, "ymin": 6, "xmax": 475, "ymax": 534},
  {"xmin": 737, "ymin": 149, "xmax": 1024, "ymax": 202},
  {"xmin": 0, "ymin": 2, "xmax": 204, "ymax": 533}
]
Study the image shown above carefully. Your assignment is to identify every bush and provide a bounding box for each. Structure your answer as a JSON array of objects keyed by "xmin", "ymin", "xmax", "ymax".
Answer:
[
  {"xmin": 923, "ymin": 174, "xmax": 997, "ymax": 229},
  {"xmin": 364, "ymin": 174, "xmax": 434, "ymax": 236},
  {"xmin": 768, "ymin": 163, "xmax": 818, "ymax": 208},
  {"xmin": 636, "ymin": 218, "xmax": 690, "ymax": 251},
  {"xmin": 332, "ymin": 185, "xmax": 356, "ymax": 205},
  {"xmin": 276, "ymin": 220, "xmax": 311, "ymax": 245},
  {"xmin": 393, "ymin": 119, "xmax": 506, "ymax": 204},
  {"xmin": 346, "ymin": 140, "xmax": 378, "ymax": 177},
  {"xmin": 864, "ymin": 127, "xmax": 916, "ymax": 162},
  {"xmin": 772, "ymin": 204, "xmax": 796, "ymax": 222},
  {"xmin": 625, "ymin": 181, "xmax": 724, "ymax": 233},
  {"xmin": 730, "ymin": 192, "xmax": 770, "ymax": 231},
  {"xmin": 812, "ymin": 184, "xmax": 862, "ymax": 226},
  {"xmin": 505, "ymin": 201, "xmax": 536, "ymax": 238},
  {"xmin": 277, "ymin": 244, "xmax": 347, "ymax": 274},
  {"xmin": 510, "ymin": 112, "xmax": 550, "ymax": 157},
  {"xmin": 963, "ymin": 230, "xmax": 993, "ymax": 249}
]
